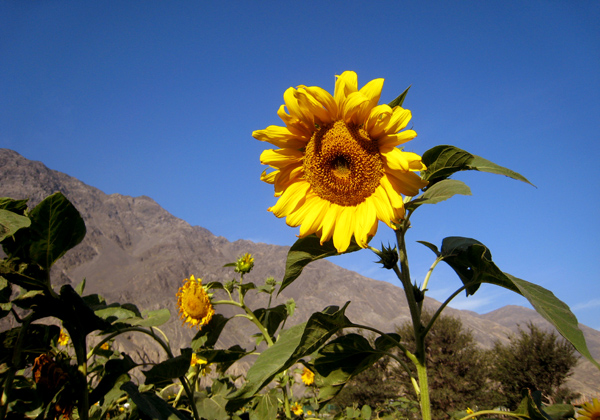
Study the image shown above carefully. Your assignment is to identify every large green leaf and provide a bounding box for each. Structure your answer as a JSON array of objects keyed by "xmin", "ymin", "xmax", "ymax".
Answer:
[
  {"xmin": 2, "ymin": 192, "xmax": 86, "ymax": 270},
  {"xmin": 313, "ymin": 333, "xmax": 389, "ymax": 403},
  {"xmin": 226, "ymin": 304, "xmax": 352, "ymax": 410},
  {"xmin": 421, "ymin": 145, "xmax": 534, "ymax": 187},
  {"xmin": 405, "ymin": 179, "xmax": 471, "ymax": 211},
  {"xmin": 0, "ymin": 197, "xmax": 29, "ymax": 214},
  {"xmin": 143, "ymin": 348, "xmax": 192, "ymax": 385},
  {"xmin": 191, "ymin": 314, "xmax": 230, "ymax": 350},
  {"xmin": 254, "ymin": 304, "xmax": 288, "ymax": 338},
  {"xmin": 433, "ymin": 236, "xmax": 599, "ymax": 369},
  {"xmin": 0, "ymin": 209, "xmax": 31, "ymax": 242},
  {"xmin": 280, "ymin": 234, "xmax": 362, "ymax": 294},
  {"xmin": 121, "ymin": 381, "xmax": 188, "ymax": 420},
  {"xmin": 250, "ymin": 389, "xmax": 279, "ymax": 420},
  {"xmin": 196, "ymin": 345, "xmax": 248, "ymax": 374}
]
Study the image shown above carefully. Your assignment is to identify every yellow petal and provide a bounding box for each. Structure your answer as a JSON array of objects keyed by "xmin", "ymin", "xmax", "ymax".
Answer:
[
  {"xmin": 303, "ymin": 85, "xmax": 338, "ymax": 119},
  {"xmin": 354, "ymin": 200, "xmax": 377, "ymax": 247},
  {"xmin": 385, "ymin": 107, "xmax": 412, "ymax": 134},
  {"xmin": 380, "ymin": 175, "xmax": 405, "ymax": 209},
  {"xmin": 334, "ymin": 71, "xmax": 358, "ymax": 112},
  {"xmin": 333, "ymin": 206, "xmax": 355, "ymax": 253},
  {"xmin": 260, "ymin": 148, "xmax": 304, "ymax": 168},
  {"xmin": 277, "ymin": 105, "xmax": 312, "ymax": 139},
  {"xmin": 296, "ymin": 88, "xmax": 332, "ymax": 125},
  {"xmin": 378, "ymin": 130, "xmax": 417, "ymax": 151},
  {"xmin": 386, "ymin": 170, "xmax": 429, "ymax": 197},
  {"xmin": 319, "ymin": 203, "xmax": 339, "ymax": 244},
  {"xmin": 253, "ymin": 125, "xmax": 307, "ymax": 149},
  {"xmin": 341, "ymin": 91, "xmax": 369, "ymax": 124},
  {"xmin": 382, "ymin": 148, "xmax": 424, "ymax": 172},
  {"xmin": 358, "ymin": 78, "xmax": 384, "ymax": 117},
  {"xmin": 371, "ymin": 186, "xmax": 396, "ymax": 228},
  {"xmin": 269, "ymin": 181, "xmax": 310, "ymax": 217},
  {"xmin": 365, "ymin": 105, "xmax": 393, "ymax": 138},
  {"xmin": 260, "ymin": 168, "xmax": 278, "ymax": 184},
  {"xmin": 284, "ymin": 87, "xmax": 313, "ymax": 128},
  {"xmin": 298, "ymin": 198, "xmax": 328, "ymax": 237},
  {"xmin": 273, "ymin": 165, "xmax": 303, "ymax": 196}
]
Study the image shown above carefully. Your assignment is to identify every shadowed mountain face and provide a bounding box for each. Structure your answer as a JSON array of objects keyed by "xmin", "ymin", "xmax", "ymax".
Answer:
[{"xmin": 1, "ymin": 148, "xmax": 598, "ymax": 395}]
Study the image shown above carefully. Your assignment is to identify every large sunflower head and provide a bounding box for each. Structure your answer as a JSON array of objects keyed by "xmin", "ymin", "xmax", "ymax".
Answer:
[
  {"xmin": 578, "ymin": 398, "xmax": 600, "ymax": 420},
  {"xmin": 255, "ymin": 71, "xmax": 428, "ymax": 253},
  {"xmin": 176, "ymin": 275, "xmax": 215, "ymax": 329}
]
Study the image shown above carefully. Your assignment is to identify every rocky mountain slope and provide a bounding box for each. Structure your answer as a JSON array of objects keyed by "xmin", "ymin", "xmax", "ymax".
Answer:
[{"xmin": 1, "ymin": 148, "xmax": 598, "ymax": 396}]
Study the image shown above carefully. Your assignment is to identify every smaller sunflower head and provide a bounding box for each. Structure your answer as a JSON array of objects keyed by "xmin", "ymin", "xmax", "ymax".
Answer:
[
  {"xmin": 301, "ymin": 367, "xmax": 315, "ymax": 386},
  {"xmin": 58, "ymin": 329, "xmax": 69, "ymax": 346},
  {"xmin": 176, "ymin": 275, "xmax": 215, "ymax": 330},
  {"xmin": 234, "ymin": 253, "xmax": 255, "ymax": 274},
  {"xmin": 291, "ymin": 402, "xmax": 303, "ymax": 416},
  {"xmin": 100, "ymin": 342, "xmax": 110, "ymax": 351},
  {"xmin": 578, "ymin": 398, "xmax": 600, "ymax": 420}
]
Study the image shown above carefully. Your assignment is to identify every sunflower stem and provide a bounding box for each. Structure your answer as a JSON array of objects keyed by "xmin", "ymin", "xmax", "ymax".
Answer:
[{"xmin": 394, "ymin": 220, "xmax": 432, "ymax": 420}]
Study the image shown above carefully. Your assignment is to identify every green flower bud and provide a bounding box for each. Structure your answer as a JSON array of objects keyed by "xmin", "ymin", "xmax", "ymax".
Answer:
[
  {"xmin": 234, "ymin": 253, "xmax": 255, "ymax": 274},
  {"xmin": 372, "ymin": 243, "xmax": 399, "ymax": 269}
]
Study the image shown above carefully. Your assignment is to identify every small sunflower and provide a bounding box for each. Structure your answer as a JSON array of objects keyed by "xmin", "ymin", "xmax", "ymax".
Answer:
[
  {"xmin": 58, "ymin": 329, "xmax": 69, "ymax": 346},
  {"xmin": 291, "ymin": 402, "xmax": 303, "ymax": 416},
  {"xmin": 100, "ymin": 342, "xmax": 110, "ymax": 350},
  {"xmin": 176, "ymin": 275, "xmax": 215, "ymax": 329},
  {"xmin": 578, "ymin": 398, "xmax": 600, "ymax": 420},
  {"xmin": 301, "ymin": 367, "xmax": 315, "ymax": 386},
  {"xmin": 255, "ymin": 71, "xmax": 428, "ymax": 253}
]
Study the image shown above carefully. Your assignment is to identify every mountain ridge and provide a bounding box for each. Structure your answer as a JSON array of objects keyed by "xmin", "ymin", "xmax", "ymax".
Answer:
[{"xmin": 1, "ymin": 148, "xmax": 598, "ymax": 396}]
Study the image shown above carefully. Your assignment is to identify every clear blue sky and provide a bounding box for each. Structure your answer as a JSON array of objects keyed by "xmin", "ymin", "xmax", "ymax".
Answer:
[{"xmin": 2, "ymin": 1, "xmax": 599, "ymax": 329}]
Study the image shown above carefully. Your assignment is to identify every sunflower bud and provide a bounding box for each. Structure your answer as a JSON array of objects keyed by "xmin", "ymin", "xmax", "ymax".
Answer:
[
  {"xmin": 373, "ymin": 243, "xmax": 399, "ymax": 269},
  {"xmin": 234, "ymin": 253, "xmax": 255, "ymax": 274}
]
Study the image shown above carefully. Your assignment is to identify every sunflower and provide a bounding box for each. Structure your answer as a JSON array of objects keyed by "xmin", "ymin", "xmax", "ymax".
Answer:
[
  {"xmin": 291, "ymin": 402, "xmax": 303, "ymax": 416},
  {"xmin": 301, "ymin": 367, "xmax": 315, "ymax": 386},
  {"xmin": 578, "ymin": 398, "xmax": 600, "ymax": 420},
  {"xmin": 176, "ymin": 275, "xmax": 215, "ymax": 329},
  {"xmin": 255, "ymin": 71, "xmax": 428, "ymax": 253},
  {"xmin": 58, "ymin": 328, "xmax": 69, "ymax": 346}
]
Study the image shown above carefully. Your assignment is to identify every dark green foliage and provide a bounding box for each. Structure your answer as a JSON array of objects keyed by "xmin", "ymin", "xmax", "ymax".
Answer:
[
  {"xmin": 396, "ymin": 312, "xmax": 505, "ymax": 419},
  {"xmin": 492, "ymin": 322, "xmax": 579, "ymax": 409}
]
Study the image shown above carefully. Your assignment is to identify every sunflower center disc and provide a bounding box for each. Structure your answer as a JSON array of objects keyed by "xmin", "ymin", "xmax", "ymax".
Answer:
[
  {"xmin": 304, "ymin": 120, "xmax": 384, "ymax": 206},
  {"xmin": 183, "ymin": 291, "xmax": 209, "ymax": 320}
]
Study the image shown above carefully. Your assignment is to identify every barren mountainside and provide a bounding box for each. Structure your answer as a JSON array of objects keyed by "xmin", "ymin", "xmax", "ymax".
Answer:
[{"xmin": 1, "ymin": 148, "xmax": 598, "ymax": 396}]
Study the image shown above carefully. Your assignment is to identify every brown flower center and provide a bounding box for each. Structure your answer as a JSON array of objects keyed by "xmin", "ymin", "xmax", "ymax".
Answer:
[
  {"xmin": 303, "ymin": 120, "xmax": 383, "ymax": 206},
  {"xmin": 182, "ymin": 287, "xmax": 211, "ymax": 320}
]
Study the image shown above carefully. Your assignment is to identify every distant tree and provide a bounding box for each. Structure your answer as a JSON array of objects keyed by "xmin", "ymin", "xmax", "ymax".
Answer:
[
  {"xmin": 394, "ymin": 311, "xmax": 505, "ymax": 419},
  {"xmin": 491, "ymin": 322, "xmax": 579, "ymax": 408}
]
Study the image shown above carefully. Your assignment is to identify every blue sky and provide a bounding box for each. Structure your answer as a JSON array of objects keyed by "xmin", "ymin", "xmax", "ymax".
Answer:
[{"xmin": 1, "ymin": 1, "xmax": 599, "ymax": 329}]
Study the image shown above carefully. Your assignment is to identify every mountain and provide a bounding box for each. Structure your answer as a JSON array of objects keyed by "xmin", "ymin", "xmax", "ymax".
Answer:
[{"xmin": 1, "ymin": 148, "xmax": 598, "ymax": 396}]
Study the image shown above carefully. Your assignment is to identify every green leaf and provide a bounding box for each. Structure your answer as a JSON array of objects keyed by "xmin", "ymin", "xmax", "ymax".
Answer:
[
  {"xmin": 438, "ymin": 236, "xmax": 600, "ymax": 369},
  {"xmin": 280, "ymin": 234, "xmax": 362, "ymax": 294},
  {"xmin": 387, "ymin": 85, "xmax": 411, "ymax": 108},
  {"xmin": 121, "ymin": 381, "xmax": 188, "ymax": 420},
  {"xmin": 143, "ymin": 348, "xmax": 192, "ymax": 385},
  {"xmin": 0, "ymin": 197, "xmax": 29, "ymax": 214},
  {"xmin": 124, "ymin": 309, "xmax": 171, "ymax": 327},
  {"xmin": 313, "ymin": 334, "xmax": 385, "ymax": 404},
  {"xmin": 513, "ymin": 390, "xmax": 552, "ymax": 420},
  {"xmin": 196, "ymin": 345, "xmax": 248, "ymax": 374},
  {"xmin": 2, "ymin": 192, "xmax": 86, "ymax": 270},
  {"xmin": 405, "ymin": 179, "xmax": 471, "ymax": 211},
  {"xmin": 75, "ymin": 278, "xmax": 86, "ymax": 295},
  {"xmin": 417, "ymin": 241, "xmax": 440, "ymax": 257},
  {"xmin": 95, "ymin": 305, "xmax": 138, "ymax": 324},
  {"xmin": 191, "ymin": 314, "xmax": 230, "ymax": 350},
  {"xmin": 196, "ymin": 393, "xmax": 229, "ymax": 420},
  {"xmin": 0, "ymin": 324, "xmax": 60, "ymax": 367},
  {"xmin": 0, "ymin": 209, "xmax": 31, "ymax": 242},
  {"xmin": 254, "ymin": 304, "xmax": 288, "ymax": 338},
  {"xmin": 90, "ymin": 357, "xmax": 135, "ymax": 407},
  {"xmin": 421, "ymin": 145, "xmax": 534, "ymax": 187},
  {"xmin": 226, "ymin": 304, "xmax": 352, "ymax": 410},
  {"xmin": 250, "ymin": 389, "xmax": 279, "ymax": 420},
  {"xmin": 543, "ymin": 404, "xmax": 575, "ymax": 420}
]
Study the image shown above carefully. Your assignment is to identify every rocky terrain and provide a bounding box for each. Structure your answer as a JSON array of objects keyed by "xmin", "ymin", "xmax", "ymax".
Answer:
[{"xmin": 1, "ymin": 148, "xmax": 598, "ymax": 396}]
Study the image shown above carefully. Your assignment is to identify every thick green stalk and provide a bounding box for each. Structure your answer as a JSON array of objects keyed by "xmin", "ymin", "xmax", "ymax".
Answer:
[
  {"xmin": 416, "ymin": 360, "xmax": 431, "ymax": 420},
  {"xmin": 72, "ymin": 333, "xmax": 89, "ymax": 420}
]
